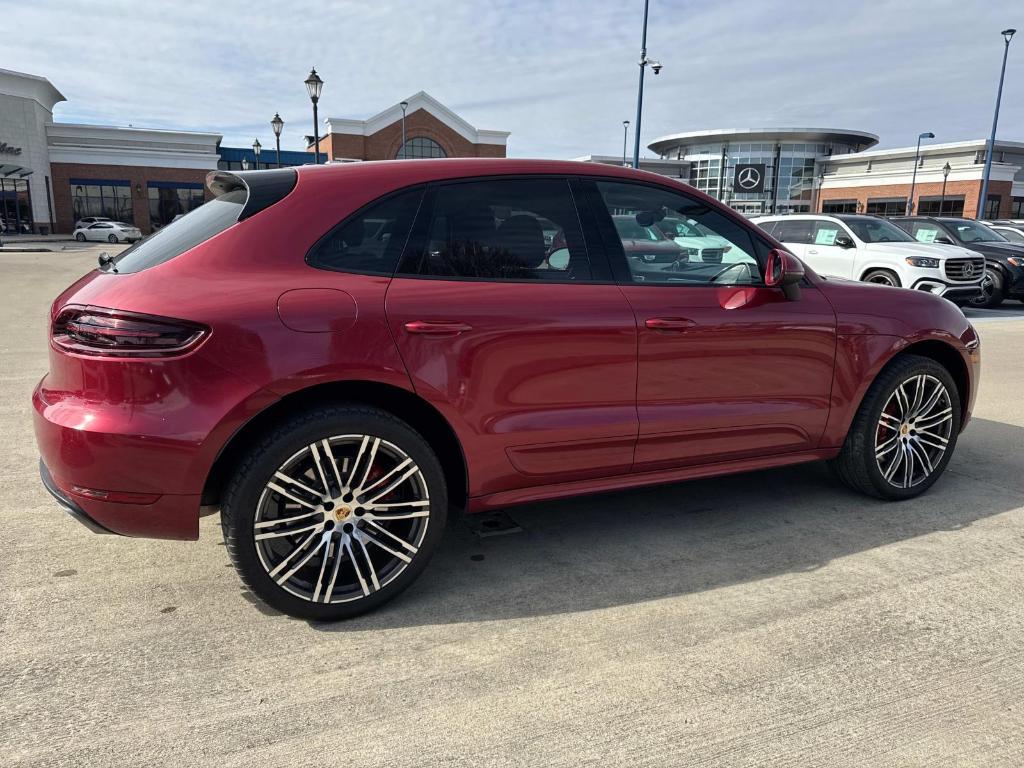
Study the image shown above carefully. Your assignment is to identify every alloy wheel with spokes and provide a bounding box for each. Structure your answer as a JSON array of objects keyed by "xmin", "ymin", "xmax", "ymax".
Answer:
[
  {"xmin": 829, "ymin": 354, "xmax": 961, "ymax": 500},
  {"xmin": 222, "ymin": 406, "xmax": 447, "ymax": 620},
  {"xmin": 874, "ymin": 374, "xmax": 953, "ymax": 489}
]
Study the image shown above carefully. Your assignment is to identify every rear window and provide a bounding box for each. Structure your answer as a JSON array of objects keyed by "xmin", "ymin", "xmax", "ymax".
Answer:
[{"xmin": 108, "ymin": 190, "xmax": 245, "ymax": 273}]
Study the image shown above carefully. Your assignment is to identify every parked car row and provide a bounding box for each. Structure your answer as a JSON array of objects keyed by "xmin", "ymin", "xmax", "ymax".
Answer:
[
  {"xmin": 753, "ymin": 213, "xmax": 1024, "ymax": 308},
  {"xmin": 892, "ymin": 217, "xmax": 1024, "ymax": 308}
]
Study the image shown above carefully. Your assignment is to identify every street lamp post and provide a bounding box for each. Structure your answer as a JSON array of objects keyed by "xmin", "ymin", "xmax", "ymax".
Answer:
[
  {"xmin": 305, "ymin": 68, "xmax": 324, "ymax": 165},
  {"xmin": 978, "ymin": 28, "xmax": 1016, "ymax": 219},
  {"xmin": 906, "ymin": 131, "xmax": 934, "ymax": 215},
  {"xmin": 940, "ymin": 162, "xmax": 951, "ymax": 216},
  {"xmin": 622, "ymin": 120, "xmax": 630, "ymax": 166},
  {"xmin": 271, "ymin": 113, "xmax": 284, "ymax": 168},
  {"xmin": 252, "ymin": 138, "xmax": 262, "ymax": 171},
  {"xmin": 631, "ymin": 0, "xmax": 661, "ymax": 169},
  {"xmin": 399, "ymin": 101, "xmax": 408, "ymax": 159}
]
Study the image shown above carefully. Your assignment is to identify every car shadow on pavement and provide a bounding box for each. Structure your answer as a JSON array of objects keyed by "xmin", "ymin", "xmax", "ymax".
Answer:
[{"xmin": 310, "ymin": 417, "xmax": 1023, "ymax": 631}]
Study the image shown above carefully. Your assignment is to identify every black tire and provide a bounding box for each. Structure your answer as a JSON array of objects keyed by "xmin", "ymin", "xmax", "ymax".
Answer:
[
  {"xmin": 75, "ymin": 232, "xmax": 86, "ymax": 241},
  {"xmin": 968, "ymin": 268, "xmax": 1004, "ymax": 309},
  {"xmin": 828, "ymin": 354, "xmax": 960, "ymax": 500},
  {"xmin": 221, "ymin": 404, "xmax": 448, "ymax": 620},
  {"xmin": 862, "ymin": 269, "xmax": 902, "ymax": 288},
  {"xmin": 107, "ymin": 234, "xmax": 118, "ymax": 244}
]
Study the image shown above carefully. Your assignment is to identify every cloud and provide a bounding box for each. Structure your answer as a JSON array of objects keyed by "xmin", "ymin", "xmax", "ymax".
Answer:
[{"xmin": 5, "ymin": 0, "xmax": 1023, "ymax": 157}]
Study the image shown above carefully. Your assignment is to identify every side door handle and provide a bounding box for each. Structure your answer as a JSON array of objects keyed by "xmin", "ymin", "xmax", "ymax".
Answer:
[
  {"xmin": 807, "ymin": 249, "xmax": 819, "ymax": 254},
  {"xmin": 645, "ymin": 317, "xmax": 696, "ymax": 332},
  {"xmin": 403, "ymin": 320, "xmax": 473, "ymax": 335}
]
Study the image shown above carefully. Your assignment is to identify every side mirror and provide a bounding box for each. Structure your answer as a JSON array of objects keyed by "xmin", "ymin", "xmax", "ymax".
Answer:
[
  {"xmin": 765, "ymin": 248, "xmax": 805, "ymax": 301},
  {"xmin": 835, "ymin": 235, "xmax": 855, "ymax": 249}
]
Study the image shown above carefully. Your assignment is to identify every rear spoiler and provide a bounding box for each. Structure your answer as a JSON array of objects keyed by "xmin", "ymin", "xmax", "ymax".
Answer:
[{"xmin": 205, "ymin": 168, "xmax": 297, "ymax": 221}]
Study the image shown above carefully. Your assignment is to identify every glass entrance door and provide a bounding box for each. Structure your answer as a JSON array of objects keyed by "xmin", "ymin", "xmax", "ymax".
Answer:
[{"xmin": 0, "ymin": 177, "xmax": 34, "ymax": 234}]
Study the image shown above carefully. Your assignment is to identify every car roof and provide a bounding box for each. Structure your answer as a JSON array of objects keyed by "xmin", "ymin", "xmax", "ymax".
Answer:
[{"xmin": 290, "ymin": 157, "xmax": 696, "ymax": 193}]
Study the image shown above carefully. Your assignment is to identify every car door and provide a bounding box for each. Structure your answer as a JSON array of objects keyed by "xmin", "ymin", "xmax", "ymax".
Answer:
[
  {"xmin": 804, "ymin": 218, "xmax": 857, "ymax": 278},
  {"xmin": 583, "ymin": 179, "xmax": 837, "ymax": 471},
  {"xmin": 385, "ymin": 176, "xmax": 639, "ymax": 498},
  {"xmin": 87, "ymin": 223, "xmax": 110, "ymax": 241}
]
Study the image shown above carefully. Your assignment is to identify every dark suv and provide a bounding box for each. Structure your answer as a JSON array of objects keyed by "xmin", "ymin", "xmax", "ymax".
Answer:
[{"xmin": 891, "ymin": 217, "xmax": 1024, "ymax": 308}]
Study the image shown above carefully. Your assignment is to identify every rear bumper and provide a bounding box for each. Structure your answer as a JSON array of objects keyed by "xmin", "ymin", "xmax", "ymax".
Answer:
[
  {"xmin": 33, "ymin": 380, "xmax": 205, "ymax": 540},
  {"xmin": 39, "ymin": 459, "xmax": 116, "ymax": 535}
]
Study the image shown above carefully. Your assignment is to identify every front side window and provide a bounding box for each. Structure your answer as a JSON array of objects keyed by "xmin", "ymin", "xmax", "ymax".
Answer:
[
  {"xmin": 898, "ymin": 220, "xmax": 946, "ymax": 243},
  {"xmin": 400, "ymin": 178, "xmax": 593, "ymax": 281},
  {"xmin": 811, "ymin": 220, "xmax": 852, "ymax": 246},
  {"xmin": 308, "ymin": 187, "xmax": 424, "ymax": 276},
  {"xmin": 594, "ymin": 180, "xmax": 761, "ymax": 286},
  {"xmin": 774, "ymin": 220, "xmax": 814, "ymax": 244}
]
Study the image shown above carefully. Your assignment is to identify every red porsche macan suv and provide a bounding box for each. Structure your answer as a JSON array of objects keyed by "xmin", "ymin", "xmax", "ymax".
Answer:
[{"xmin": 34, "ymin": 160, "xmax": 980, "ymax": 620}]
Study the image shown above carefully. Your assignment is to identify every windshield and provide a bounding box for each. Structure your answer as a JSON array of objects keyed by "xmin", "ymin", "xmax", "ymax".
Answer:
[
  {"xmin": 613, "ymin": 216, "xmax": 664, "ymax": 241},
  {"xmin": 950, "ymin": 220, "xmax": 1007, "ymax": 243},
  {"xmin": 843, "ymin": 218, "xmax": 915, "ymax": 243}
]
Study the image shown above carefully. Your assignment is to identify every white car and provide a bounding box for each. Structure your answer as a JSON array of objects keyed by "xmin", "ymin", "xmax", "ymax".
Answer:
[
  {"xmin": 988, "ymin": 223, "xmax": 1024, "ymax": 244},
  {"xmin": 754, "ymin": 214, "xmax": 984, "ymax": 304},
  {"xmin": 656, "ymin": 216, "xmax": 735, "ymax": 263},
  {"xmin": 73, "ymin": 220, "xmax": 142, "ymax": 244},
  {"xmin": 73, "ymin": 215, "xmax": 112, "ymax": 230}
]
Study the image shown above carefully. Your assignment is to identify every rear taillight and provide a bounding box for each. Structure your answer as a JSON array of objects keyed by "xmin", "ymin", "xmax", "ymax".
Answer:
[{"xmin": 52, "ymin": 306, "xmax": 208, "ymax": 357}]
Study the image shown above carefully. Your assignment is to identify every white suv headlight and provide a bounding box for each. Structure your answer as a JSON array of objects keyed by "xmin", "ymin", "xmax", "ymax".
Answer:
[{"xmin": 905, "ymin": 257, "xmax": 940, "ymax": 268}]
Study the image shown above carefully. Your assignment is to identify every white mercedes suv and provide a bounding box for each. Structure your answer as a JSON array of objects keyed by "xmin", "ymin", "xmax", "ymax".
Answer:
[{"xmin": 754, "ymin": 214, "xmax": 984, "ymax": 304}]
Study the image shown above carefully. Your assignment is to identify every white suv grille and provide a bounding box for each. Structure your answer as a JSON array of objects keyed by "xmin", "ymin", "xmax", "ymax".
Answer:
[{"xmin": 944, "ymin": 257, "xmax": 985, "ymax": 282}]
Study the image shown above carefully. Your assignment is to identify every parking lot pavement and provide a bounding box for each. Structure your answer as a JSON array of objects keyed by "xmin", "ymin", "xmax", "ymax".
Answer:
[{"xmin": 2, "ymin": 245, "xmax": 1023, "ymax": 767}]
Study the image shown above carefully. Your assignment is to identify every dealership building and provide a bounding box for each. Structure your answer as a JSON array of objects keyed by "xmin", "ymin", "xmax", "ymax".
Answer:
[
  {"xmin": 0, "ymin": 68, "xmax": 508, "ymax": 235},
  {"xmin": 639, "ymin": 127, "xmax": 1024, "ymax": 219}
]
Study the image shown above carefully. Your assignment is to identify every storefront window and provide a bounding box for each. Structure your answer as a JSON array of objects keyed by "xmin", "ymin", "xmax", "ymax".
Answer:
[
  {"xmin": 865, "ymin": 198, "xmax": 906, "ymax": 216},
  {"xmin": 917, "ymin": 196, "xmax": 965, "ymax": 217},
  {"xmin": 1012, "ymin": 196, "xmax": 1024, "ymax": 218},
  {"xmin": 984, "ymin": 194, "xmax": 1001, "ymax": 219},
  {"xmin": 147, "ymin": 183, "xmax": 205, "ymax": 229},
  {"xmin": 71, "ymin": 180, "xmax": 133, "ymax": 224},
  {"xmin": 822, "ymin": 200, "xmax": 858, "ymax": 214},
  {"xmin": 0, "ymin": 177, "xmax": 33, "ymax": 233}
]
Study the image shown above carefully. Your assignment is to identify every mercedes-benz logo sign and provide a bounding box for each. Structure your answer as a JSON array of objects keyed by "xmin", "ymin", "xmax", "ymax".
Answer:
[
  {"xmin": 737, "ymin": 167, "xmax": 761, "ymax": 190},
  {"xmin": 963, "ymin": 262, "xmax": 975, "ymax": 276}
]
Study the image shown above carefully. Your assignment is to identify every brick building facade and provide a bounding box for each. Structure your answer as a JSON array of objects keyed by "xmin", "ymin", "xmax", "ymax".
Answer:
[{"xmin": 317, "ymin": 91, "xmax": 508, "ymax": 162}]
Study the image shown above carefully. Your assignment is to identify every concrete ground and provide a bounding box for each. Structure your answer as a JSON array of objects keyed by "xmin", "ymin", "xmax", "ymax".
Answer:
[{"xmin": 2, "ymin": 245, "xmax": 1023, "ymax": 767}]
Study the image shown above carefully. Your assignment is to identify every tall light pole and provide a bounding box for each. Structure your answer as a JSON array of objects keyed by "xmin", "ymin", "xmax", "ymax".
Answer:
[
  {"xmin": 399, "ymin": 101, "xmax": 409, "ymax": 159},
  {"xmin": 940, "ymin": 162, "xmax": 951, "ymax": 216},
  {"xmin": 906, "ymin": 131, "xmax": 934, "ymax": 215},
  {"xmin": 622, "ymin": 120, "xmax": 630, "ymax": 166},
  {"xmin": 978, "ymin": 28, "xmax": 1016, "ymax": 219},
  {"xmin": 305, "ymin": 68, "xmax": 324, "ymax": 164},
  {"xmin": 271, "ymin": 113, "xmax": 284, "ymax": 168},
  {"xmin": 252, "ymin": 138, "xmax": 262, "ymax": 171},
  {"xmin": 631, "ymin": 0, "xmax": 661, "ymax": 169}
]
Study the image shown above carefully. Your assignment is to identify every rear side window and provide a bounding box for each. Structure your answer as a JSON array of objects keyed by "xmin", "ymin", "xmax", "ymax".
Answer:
[
  {"xmin": 308, "ymin": 187, "xmax": 424, "ymax": 276},
  {"xmin": 774, "ymin": 220, "xmax": 814, "ymax": 244},
  {"xmin": 110, "ymin": 191, "xmax": 245, "ymax": 273},
  {"xmin": 756, "ymin": 220, "xmax": 779, "ymax": 236},
  {"xmin": 399, "ymin": 178, "xmax": 594, "ymax": 282}
]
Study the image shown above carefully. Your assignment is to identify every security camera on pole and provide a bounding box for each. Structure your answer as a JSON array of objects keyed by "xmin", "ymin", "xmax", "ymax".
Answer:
[{"xmin": 631, "ymin": 0, "xmax": 662, "ymax": 169}]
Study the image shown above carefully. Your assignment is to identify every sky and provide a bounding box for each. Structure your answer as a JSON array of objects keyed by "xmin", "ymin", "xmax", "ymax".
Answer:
[{"xmin": 5, "ymin": 0, "xmax": 1024, "ymax": 158}]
